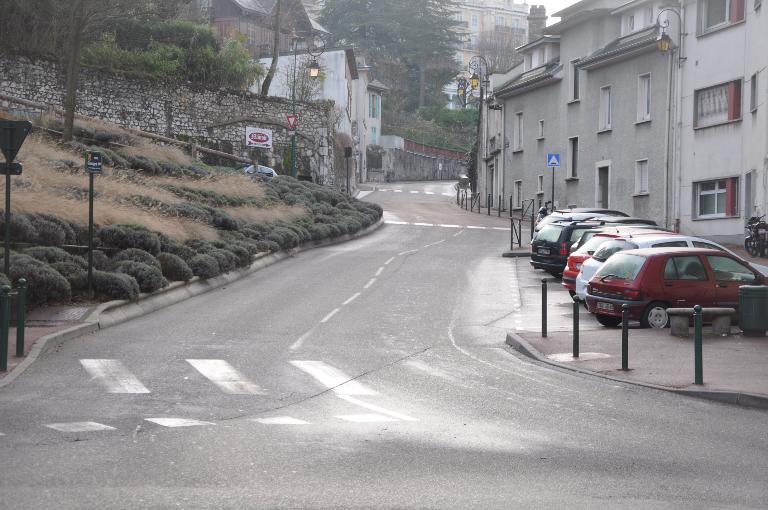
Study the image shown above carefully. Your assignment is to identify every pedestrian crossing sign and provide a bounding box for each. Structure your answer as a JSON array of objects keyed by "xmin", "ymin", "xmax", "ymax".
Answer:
[{"xmin": 547, "ymin": 153, "xmax": 561, "ymax": 167}]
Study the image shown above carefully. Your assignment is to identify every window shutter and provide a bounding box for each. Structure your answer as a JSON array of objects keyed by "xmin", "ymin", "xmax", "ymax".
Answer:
[
  {"xmin": 728, "ymin": 81, "xmax": 742, "ymax": 120},
  {"xmin": 726, "ymin": 177, "xmax": 739, "ymax": 216},
  {"xmin": 730, "ymin": 0, "xmax": 745, "ymax": 22}
]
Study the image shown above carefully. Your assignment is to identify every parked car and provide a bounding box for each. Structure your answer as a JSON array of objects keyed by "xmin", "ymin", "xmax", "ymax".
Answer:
[
  {"xmin": 534, "ymin": 208, "xmax": 629, "ymax": 232},
  {"xmin": 531, "ymin": 221, "xmax": 608, "ymax": 276},
  {"xmin": 589, "ymin": 216, "xmax": 658, "ymax": 227},
  {"xmin": 585, "ymin": 248, "xmax": 763, "ymax": 328},
  {"xmin": 575, "ymin": 234, "xmax": 733, "ymax": 301},
  {"xmin": 244, "ymin": 165, "xmax": 278, "ymax": 178},
  {"xmin": 569, "ymin": 224, "xmax": 666, "ymax": 253}
]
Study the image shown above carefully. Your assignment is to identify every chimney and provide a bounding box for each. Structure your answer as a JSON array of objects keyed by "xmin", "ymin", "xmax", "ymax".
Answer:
[{"xmin": 527, "ymin": 5, "xmax": 547, "ymax": 44}]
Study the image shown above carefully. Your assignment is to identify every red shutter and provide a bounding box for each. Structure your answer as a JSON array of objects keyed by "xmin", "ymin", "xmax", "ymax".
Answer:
[
  {"xmin": 726, "ymin": 178, "xmax": 739, "ymax": 217},
  {"xmin": 728, "ymin": 81, "xmax": 742, "ymax": 120},
  {"xmin": 730, "ymin": 0, "xmax": 745, "ymax": 23}
]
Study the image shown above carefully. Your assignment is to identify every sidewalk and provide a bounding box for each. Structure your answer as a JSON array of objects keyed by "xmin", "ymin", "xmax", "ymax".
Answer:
[{"xmin": 508, "ymin": 326, "xmax": 768, "ymax": 408}]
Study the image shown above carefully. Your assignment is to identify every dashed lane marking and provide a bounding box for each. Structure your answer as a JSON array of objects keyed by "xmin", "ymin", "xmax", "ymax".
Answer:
[
  {"xmin": 254, "ymin": 417, "xmax": 310, "ymax": 425},
  {"xmin": 398, "ymin": 249, "xmax": 419, "ymax": 256},
  {"xmin": 438, "ymin": 224, "xmax": 461, "ymax": 228},
  {"xmin": 80, "ymin": 359, "xmax": 151, "ymax": 394},
  {"xmin": 364, "ymin": 278, "xmax": 376, "ymax": 289},
  {"xmin": 145, "ymin": 418, "xmax": 215, "ymax": 428},
  {"xmin": 409, "ymin": 191, "xmax": 420, "ymax": 194},
  {"xmin": 413, "ymin": 222, "xmax": 435, "ymax": 227},
  {"xmin": 289, "ymin": 361, "xmax": 379, "ymax": 396},
  {"xmin": 384, "ymin": 257, "xmax": 396, "ymax": 265},
  {"xmin": 343, "ymin": 293, "xmax": 361, "ymax": 305},
  {"xmin": 424, "ymin": 240, "xmax": 446, "ymax": 248},
  {"xmin": 338, "ymin": 395, "xmax": 418, "ymax": 422},
  {"xmin": 320, "ymin": 308, "xmax": 341, "ymax": 323},
  {"xmin": 385, "ymin": 221, "xmax": 510, "ymax": 231},
  {"xmin": 186, "ymin": 359, "xmax": 266, "ymax": 395},
  {"xmin": 336, "ymin": 414, "xmax": 397, "ymax": 423},
  {"xmin": 375, "ymin": 267, "xmax": 384, "ymax": 277},
  {"xmin": 45, "ymin": 422, "xmax": 116, "ymax": 433},
  {"xmin": 424, "ymin": 191, "xmax": 435, "ymax": 195}
]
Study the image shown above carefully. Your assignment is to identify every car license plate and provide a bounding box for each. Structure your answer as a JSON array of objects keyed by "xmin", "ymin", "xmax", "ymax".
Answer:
[
  {"xmin": 597, "ymin": 302, "xmax": 614, "ymax": 312},
  {"xmin": 538, "ymin": 248, "xmax": 550, "ymax": 255}
]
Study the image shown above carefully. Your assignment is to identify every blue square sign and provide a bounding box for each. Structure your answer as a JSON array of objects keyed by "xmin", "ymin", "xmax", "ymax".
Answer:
[{"xmin": 547, "ymin": 153, "xmax": 561, "ymax": 167}]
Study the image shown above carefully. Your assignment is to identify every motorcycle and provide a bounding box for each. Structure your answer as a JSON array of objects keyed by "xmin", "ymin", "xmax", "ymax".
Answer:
[{"xmin": 744, "ymin": 215, "xmax": 768, "ymax": 257}]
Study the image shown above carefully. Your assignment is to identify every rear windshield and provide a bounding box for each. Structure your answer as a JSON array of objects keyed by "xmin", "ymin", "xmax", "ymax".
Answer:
[
  {"xmin": 576, "ymin": 236, "xmax": 612, "ymax": 255},
  {"xmin": 569, "ymin": 228, "xmax": 591, "ymax": 243},
  {"xmin": 595, "ymin": 254, "xmax": 647, "ymax": 281},
  {"xmin": 592, "ymin": 240, "xmax": 637, "ymax": 262},
  {"xmin": 535, "ymin": 225, "xmax": 564, "ymax": 243}
]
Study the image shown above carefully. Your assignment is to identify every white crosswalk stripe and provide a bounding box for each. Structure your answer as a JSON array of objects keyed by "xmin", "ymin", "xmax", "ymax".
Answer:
[
  {"xmin": 80, "ymin": 359, "xmax": 151, "ymax": 394},
  {"xmin": 186, "ymin": 359, "xmax": 266, "ymax": 395},
  {"xmin": 290, "ymin": 360, "xmax": 378, "ymax": 396},
  {"xmin": 336, "ymin": 414, "xmax": 397, "ymax": 423},
  {"xmin": 45, "ymin": 422, "xmax": 116, "ymax": 433},
  {"xmin": 254, "ymin": 417, "xmax": 310, "ymax": 425},
  {"xmin": 145, "ymin": 418, "xmax": 215, "ymax": 428}
]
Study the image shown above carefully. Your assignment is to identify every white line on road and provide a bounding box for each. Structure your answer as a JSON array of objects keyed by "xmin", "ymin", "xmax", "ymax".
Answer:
[
  {"xmin": 145, "ymin": 418, "xmax": 215, "ymax": 428},
  {"xmin": 398, "ymin": 249, "xmax": 419, "ymax": 256},
  {"xmin": 384, "ymin": 257, "xmax": 396, "ymax": 265},
  {"xmin": 254, "ymin": 417, "xmax": 310, "ymax": 425},
  {"xmin": 424, "ymin": 240, "xmax": 446, "ymax": 248},
  {"xmin": 357, "ymin": 191, "xmax": 374, "ymax": 199},
  {"xmin": 289, "ymin": 361, "xmax": 378, "ymax": 396},
  {"xmin": 424, "ymin": 191, "xmax": 435, "ymax": 195},
  {"xmin": 442, "ymin": 193, "xmax": 454, "ymax": 196},
  {"xmin": 337, "ymin": 395, "xmax": 418, "ymax": 422},
  {"xmin": 364, "ymin": 278, "xmax": 376, "ymax": 289},
  {"xmin": 186, "ymin": 359, "xmax": 265, "ymax": 395},
  {"xmin": 467, "ymin": 226, "xmax": 488, "ymax": 230},
  {"xmin": 45, "ymin": 422, "xmax": 116, "ymax": 433},
  {"xmin": 410, "ymin": 191, "xmax": 420, "ymax": 194},
  {"xmin": 336, "ymin": 414, "xmax": 397, "ymax": 423},
  {"xmin": 290, "ymin": 327, "xmax": 316, "ymax": 351},
  {"xmin": 321, "ymin": 308, "xmax": 341, "ymax": 323},
  {"xmin": 385, "ymin": 221, "xmax": 409, "ymax": 225},
  {"xmin": 343, "ymin": 293, "xmax": 361, "ymax": 305},
  {"xmin": 438, "ymin": 224, "xmax": 461, "ymax": 228},
  {"xmin": 80, "ymin": 359, "xmax": 151, "ymax": 394},
  {"xmin": 393, "ymin": 190, "xmax": 403, "ymax": 193},
  {"xmin": 375, "ymin": 267, "xmax": 384, "ymax": 277},
  {"xmin": 413, "ymin": 222, "xmax": 435, "ymax": 227}
]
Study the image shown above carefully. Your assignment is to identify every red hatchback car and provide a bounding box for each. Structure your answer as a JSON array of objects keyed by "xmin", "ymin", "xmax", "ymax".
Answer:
[{"xmin": 585, "ymin": 248, "xmax": 765, "ymax": 328}]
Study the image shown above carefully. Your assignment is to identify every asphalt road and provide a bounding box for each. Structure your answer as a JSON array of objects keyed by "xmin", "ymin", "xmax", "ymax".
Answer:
[{"xmin": 0, "ymin": 181, "xmax": 766, "ymax": 509}]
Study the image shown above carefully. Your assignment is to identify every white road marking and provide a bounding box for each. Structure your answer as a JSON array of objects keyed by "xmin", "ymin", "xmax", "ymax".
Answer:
[
  {"xmin": 385, "ymin": 221, "xmax": 409, "ymax": 225},
  {"xmin": 0, "ymin": 433, "xmax": 4, "ymax": 437},
  {"xmin": 145, "ymin": 418, "xmax": 215, "ymax": 428},
  {"xmin": 254, "ymin": 417, "xmax": 310, "ymax": 425},
  {"xmin": 321, "ymin": 308, "xmax": 341, "ymax": 323},
  {"xmin": 364, "ymin": 278, "xmax": 376, "ymax": 289},
  {"xmin": 289, "ymin": 361, "xmax": 378, "ymax": 395},
  {"xmin": 336, "ymin": 414, "xmax": 397, "ymax": 423},
  {"xmin": 45, "ymin": 422, "xmax": 116, "ymax": 433},
  {"xmin": 424, "ymin": 191, "xmax": 435, "ymax": 195},
  {"xmin": 80, "ymin": 359, "xmax": 151, "ymax": 394},
  {"xmin": 384, "ymin": 257, "xmax": 396, "ymax": 265},
  {"xmin": 343, "ymin": 293, "xmax": 361, "ymax": 305},
  {"xmin": 290, "ymin": 327, "xmax": 316, "ymax": 351},
  {"xmin": 442, "ymin": 193, "xmax": 455, "ymax": 196},
  {"xmin": 413, "ymin": 222, "xmax": 435, "ymax": 227},
  {"xmin": 357, "ymin": 191, "xmax": 374, "ymax": 199},
  {"xmin": 338, "ymin": 395, "xmax": 418, "ymax": 422},
  {"xmin": 393, "ymin": 190, "xmax": 403, "ymax": 193},
  {"xmin": 548, "ymin": 352, "xmax": 612, "ymax": 363},
  {"xmin": 410, "ymin": 191, "xmax": 420, "ymax": 194},
  {"xmin": 493, "ymin": 227, "xmax": 512, "ymax": 231},
  {"xmin": 186, "ymin": 359, "xmax": 265, "ymax": 395},
  {"xmin": 467, "ymin": 226, "xmax": 488, "ymax": 230},
  {"xmin": 403, "ymin": 359, "xmax": 456, "ymax": 381},
  {"xmin": 375, "ymin": 267, "xmax": 384, "ymax": 277},
  {"xmin": 399, "ymin": 249, "xmax": 419, "ymax": 256},
  {"xmin": 438, "ymin": 224, "xmax": 461, "ymax": 228},
  {"xmin": 424, "ymin": 240, "xmax": 446, "ymax": 248}
]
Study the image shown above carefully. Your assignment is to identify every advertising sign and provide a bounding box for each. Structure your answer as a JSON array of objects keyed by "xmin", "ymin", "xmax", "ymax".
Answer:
[{"xmin": 246, "ymin": 127, "xmax": 273, "ymax": 149}]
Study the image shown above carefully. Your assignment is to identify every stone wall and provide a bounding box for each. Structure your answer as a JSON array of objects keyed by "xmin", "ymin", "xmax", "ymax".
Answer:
[
  {"xmin": 0, "ymin": 55, "xmax": 337, "ymax": 184},
  {"xmin": 368, "ymin": 136, "xmax": 466, "ymax": 183}
]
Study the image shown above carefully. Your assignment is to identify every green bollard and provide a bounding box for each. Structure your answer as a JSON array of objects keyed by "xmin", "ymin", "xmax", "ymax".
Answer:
[
  {"xmin": 0, "ymin": 285, "xmax": 10, "ymax": 371},
  {"xmin": 15, "ymin": 279, "xmax": 26, "ymax": 358},
  {"xmin": 621, "ymin": 304, "xmax": 630, "ymax": 370},
  {"xmin": 694, "ymin": 305, "xmax": 703, "ymax": 385},
  {"xmin": 573, "ymin": 299, "xmax": 580, "ymax": 358},
  {"xmin": 541, "ymin": 279, "xmax": 548, "ymax": 338}
]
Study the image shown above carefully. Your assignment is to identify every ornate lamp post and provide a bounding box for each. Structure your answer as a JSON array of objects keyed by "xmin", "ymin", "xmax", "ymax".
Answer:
[
  {"xmin": 456, "ymin": 77, "xmax": 469, "ymax": 109},
  {"xmin": 290, "ymin": 34, "xmax": 325, "ymax": 179}
]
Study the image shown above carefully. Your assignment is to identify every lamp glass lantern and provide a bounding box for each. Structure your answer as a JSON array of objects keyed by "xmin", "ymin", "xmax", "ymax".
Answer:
[
  {"xmin": 657, "ymin": 31, "xmax": 673, "ymax": 52},
  {"xmin": 308, "ymin": 58, "xmax": 321, "ymax": 78},
  {"xmin": 470, "ymin": 73, "xmax": 480, "ymax": 91}
]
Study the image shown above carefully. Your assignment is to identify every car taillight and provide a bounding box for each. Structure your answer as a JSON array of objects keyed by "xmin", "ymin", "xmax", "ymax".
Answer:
[
  {"xmin": 623, "ymin": 289, "xmax": 642, "ymax": 300},
  {"xmin": 560, "ymin": 243, "xmax": 569, "ymax": 256},
  {"xmin": 575, "ymin": 263, "xmax": 583, "ymax": 270}
]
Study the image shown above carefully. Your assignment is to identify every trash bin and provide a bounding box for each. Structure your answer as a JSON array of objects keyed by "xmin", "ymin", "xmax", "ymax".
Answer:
[{"xmin": 739, "ymin": 285, "xmax": 768, "ymax": 336}]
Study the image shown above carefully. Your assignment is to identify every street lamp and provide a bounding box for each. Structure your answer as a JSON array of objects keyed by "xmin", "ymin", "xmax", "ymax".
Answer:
[
  {"xmin": 308, "ymin": 58, "xmax": 321, "ymax": 78},
  {"xmin": 456, "ymin": 77, "xmax": 469, "ymax": 108},
  {"xmin": 656, "ymin": 8, "xmax": 686, "ymax": 64},
  {"xmin": 289, "ymin": 34, "xmax": 325, "ymax": 179}
]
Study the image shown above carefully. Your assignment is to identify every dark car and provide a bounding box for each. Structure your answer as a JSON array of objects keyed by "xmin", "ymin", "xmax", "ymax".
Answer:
[
  {"xmin": 534, "ymin": 208, "xmax": 630, "ymax": 232},
  {"xmin": 585, "ymin": 248, "xmax": 764, "ymax": 328},
  {"xmin": 531, "ymin": 221, "xmax": 606, "ymax": 276}
]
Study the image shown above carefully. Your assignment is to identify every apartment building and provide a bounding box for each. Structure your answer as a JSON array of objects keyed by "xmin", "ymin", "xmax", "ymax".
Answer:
[{"xmin": 455, "ymin": 0, "xmax": 531, "ymax": 69}]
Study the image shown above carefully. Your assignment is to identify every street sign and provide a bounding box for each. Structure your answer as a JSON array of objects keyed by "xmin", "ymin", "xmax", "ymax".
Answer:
[
  {"xmin": 547, "ymin": 153, "xmax": 561, "ymax": 167},
  {"xmin": 86, "ymin": 151, "xmax": 103, "ymax": 174},
  {"xmin": 0, "ymin": 120, "xmax": 32, "ymax": 163},
  {"xmin": 287, "ymin": 114, "xmax": 299, "ymax": 130},
  {"xmin": 245, "ymin": 127, "xmax": 273, "ymax": 149},
  {"xmin": 0, "ymin": 163, "xmax": 22, "ymax": 176}
]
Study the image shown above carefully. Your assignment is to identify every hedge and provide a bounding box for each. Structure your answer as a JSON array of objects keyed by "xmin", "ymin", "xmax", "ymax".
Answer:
[
  {"xmin": 157, "ymin": 252, "xmax": 193, "ymax": 282},
  {"xmin": 111, "ymin": 248, "xmax": 161, "ymax": 270},
  {"xmin": 50, "ymin": 262, "xmax": 88, "ymax": 291},
  {"xmin": 92, "ymin": 270, "xmax": 140, "ymax": 301},
  {"xmin": 98, "ymin": 224, "xmax": 161, "ymax": 254},
  {"xmin": 189, "ymin": 254, "xmax": 220, "ymax": 279},
  {"xmin": 9, "ymin": 254, "xmax": 71, "ymax": 307},
  {"xmin": 114, "ymin": 261, "xmax": 169, "ymax": 293}
]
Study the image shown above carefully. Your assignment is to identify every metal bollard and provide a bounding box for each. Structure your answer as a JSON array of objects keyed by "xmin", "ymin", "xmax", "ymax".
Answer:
[
  {"xmin": 573, "ymin": 299, "xmax": 580, "ymax": 358},
  {"xmin": 488, "ymin": 194, "xmax": 491, "ymax": 216},
  {"xmin": 621, "ymin": 304, "xmax": 630, "ymax": 370},
  {"xmin": 15, "ymin": 279, "xmax": 26, "ymax": 358},
  {"xmin": 694, "ymin": 304, "xmax": 703, "ymax": 385},
  {"xmin": 541, "ymin": 279, "xmax": 548, "ymax": 338},
  {"xmin": 0, "ymin": 285, "xmax": 9, "ymax": 371},
  {"xmin": 498, "ymin": 195, "xmax": 502, "ymax": 217}
]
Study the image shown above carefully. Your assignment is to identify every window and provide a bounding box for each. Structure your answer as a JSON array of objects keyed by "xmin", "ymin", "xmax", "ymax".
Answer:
[
  {"xmin": 599, "ymin": 86, "xmax": 612, "ymax": 131},
  {"xmin": 700, "ymin": 0, "xmax": 745, "ymax": 32},
  {"xmin": 627, "ymin": 14, "xmax": 635, "ymax": 33},
  {"xmin": 645, "ymin": 6, "xmax": 654, "ymax": 25},
  {"xmin": 652, "ymin": 241, "xmax": 689, "ymax": 248},
  {"xmin": 472, "ymin": 14, "xmax": 478, "ymax": 27},
  {"xmin": 595, "ymin": 254, "xmax": 647, "ymax": 281},
  {"xmin": 496, "ymin": 15, "xmax": 506, "ymax": 25},
  {"xmin": 696, "ymin": 178, "xmax": 739, "ymax": 217},
  {"xmin": 514, "ymin": 112, "xmax": 523, "ymax": 150},
  {"xmin": 694, "ymin": 80, "xmax": 742, "ymax": 127},
  {"xmin": 750, "ymin": 73, "xmax": 758, "ymax": 112},
  {"xmin": 706, "ymin": 256, "xmax": 757, "ymax": 282},
  {"xmin": 538, "ymin": 120, "xmax": 544, "ymax": 139},
  {"xmin": 537, "ymin": 175, "xmax": 544, "ymax": 194},
  {"xmin": 514, "ymin": 180, "xmax": 523, "ymax": 208},
  {"xmin": 637, "ymin": 74, "xmax": 652, "ymax": 122},
  {"xmin": 664, "ymin": 256, "xmax": 708, "ymax": 281},
  {"xmin": 371, "ymin": 126, "xmax": 378, "ymax": 145},
  {"xmin": 568, "ymin": 137, "xmax": 579, "ymax": 178},
  {"xmin": 635, "ymin": 159, "xmax": 649, "ymax": 195},
  {"xmin": 693, "ymin": 241, "xmax": 727, "ymax": 251},
  {"xmin": 369, "ymin": 94, "xmax": 381, "ymax": 119},
  {"xmin": 570, "ymin": 60, "xmax": 580, "ymax": 101}
]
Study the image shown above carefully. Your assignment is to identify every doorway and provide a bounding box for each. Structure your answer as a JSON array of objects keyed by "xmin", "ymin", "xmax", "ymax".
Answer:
[{"xmin": 596, "ymin": 164, "xmax": 610, "ymax": 208}]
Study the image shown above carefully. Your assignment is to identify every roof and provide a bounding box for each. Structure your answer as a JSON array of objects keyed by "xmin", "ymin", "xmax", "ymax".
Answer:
[
  {"xmin": 622, "ymin": 247, "xmax": 733, "ymax": 257},
  {"xmin": 576, "ymin": 25, "xmax": 660, "ymax": 70},
  {"xmin": 495, "ymin": 60, "xmax": 563, "ymax": 98},
  {"xmin": 515, "ymin": 35, "xmax": 560, "ymax": 54},
  {"xmin": 552, "ymin": 0, "xmax": 604, "ymax": 18},
  {"xmin": 544, "ymin": 9, "xmax": 613, "ymax": 35},
  {"xmin": 367, "ymin": 79, "xmax": 389, "ymax": 92},
  {"xmin": 231, "ymin": 0, "xmax": 268, "ymax": 14}
]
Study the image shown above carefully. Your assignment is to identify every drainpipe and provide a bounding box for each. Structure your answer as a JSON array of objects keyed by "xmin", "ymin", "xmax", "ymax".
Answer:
[
  {"xmin": 663, "ymin": 45, "xmax": 674, "ymax": 231},
  {"xmin": 500, "ymin": 100, "xmax": 506, "ymax": 209}
]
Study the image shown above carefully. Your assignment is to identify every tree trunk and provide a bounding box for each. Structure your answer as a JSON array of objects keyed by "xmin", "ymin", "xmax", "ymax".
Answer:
[
  {"xmin": 260, "ymin": 0, "xmax": 282, "ymax": 96},
  {"xmin": 62, "ymin": 0, "xmax": 85, "ymax": 143},
  {"xmin": 418, "ymin": 60, "xmax": 426, "ymax": 108}
]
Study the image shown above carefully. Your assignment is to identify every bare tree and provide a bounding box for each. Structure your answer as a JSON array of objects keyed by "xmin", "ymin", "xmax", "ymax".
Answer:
[
  {"xmin": 260, "ymin": 0, "xmax": 283, "ymax": 96},
  {"xmin": 476, "ymin": 30, "xmax": 523, "ymax": 74},
  {"xmin": 279, "ymin": 54, "xmax": 324, "ymax": 102}
]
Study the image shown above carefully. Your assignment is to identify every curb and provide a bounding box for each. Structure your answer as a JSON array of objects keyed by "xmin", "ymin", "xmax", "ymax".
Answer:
[
  {"xmin": 0, "ymin": 219, "xmax": 385, "ymax": 388},
  {"xmin": 505, "ymin": 332, "xmax": 768, "ymax": 410},
  {"xmin": 502, "ymin": 251, "xmax": 531, "ymax": 258}
]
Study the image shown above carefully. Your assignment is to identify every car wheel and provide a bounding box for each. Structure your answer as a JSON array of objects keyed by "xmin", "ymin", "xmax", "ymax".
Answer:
[
  {"xmin": 596, "ymin": 314, "xmax": 622, "ymax": 327},
  {"xmin": 548, "ymin": 271, "xmax": 562, "ymax": 278},
  {"xmin": 642, "ymin": 302, "xmax": 669, "ymax": 329}
]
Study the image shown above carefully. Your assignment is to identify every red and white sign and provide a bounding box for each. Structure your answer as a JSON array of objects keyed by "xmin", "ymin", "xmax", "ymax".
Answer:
[
  {"xmin": 287, "ymin": 114, "xmax": 299, "ymax": 130},
  {"xmin": 245, "ymin": 127, "xmax": 273, "ymax": 149}
]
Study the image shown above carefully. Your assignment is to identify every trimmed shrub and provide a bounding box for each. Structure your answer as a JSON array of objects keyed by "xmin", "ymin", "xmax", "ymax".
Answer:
[
  {"xmin": 157, "ymin": 252, "xmax": 193, "ymax": 282},
  {"xmin": 111, "ymin": 248, "xmax": 161, "ymax": 269},
  {"xmin": 98, "ymin": 224, "xmax": 161, "ymax": 254},
  {"xmin": 161, "ymin": 241, "xmax": 196, "ymax": 262},
  {"xmin": 9, "ymin": 254, "xmax": 71, "ymax": 307},
  {"xmin": 267, "ymin": 227, "xmax": 300, "ymax": 250},
  {"xmin": 226, "ymin": 244, "xmax": 251, "ymax": 268},
  {"xmin": 308, "ymin": 223, "xmax": 331, "ymax": 241},
  {"xmin": 0, "ymin": 273, "xmax": 9, "ymax": 288},
  {"xmin": 114, "ymin": 261, "xmax": 169, "ymax": 293},
  {"xmin": 189, "ymin": 254, "xmax": 220, "ymax": 279},
  {"xmin": 92, "ymin": 250, "xmax": 110, "ymax": 271},
  {"xmin": 92, "ymin": 270, "xmax": 140, "ymax": 301},
  {"xmin": 28, "ymin": 216, "xmax": 66, "ymax": 246},
  {"xmin": 0, "ymin": 214, "xmax": 37, "ymax": 244},
  {"xmin": 210, "ymin": 249, "xmax": 238, "ymax": 273},
  {"xmin": 24, "ymin": 246, "xmax": 87, "ymax": 269},
  {"xmin": 255, "ymin": 240, "xmax": 280, "ymax": 253},
  {"xmin": 50, "ymin": 262, "xmax": 88, "ymax": 291}
]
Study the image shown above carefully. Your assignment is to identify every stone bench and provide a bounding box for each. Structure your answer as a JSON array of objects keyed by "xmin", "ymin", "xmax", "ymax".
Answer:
[{"xmin": 667, "ymin": 308, "xmax": 736, "ymax": 337}]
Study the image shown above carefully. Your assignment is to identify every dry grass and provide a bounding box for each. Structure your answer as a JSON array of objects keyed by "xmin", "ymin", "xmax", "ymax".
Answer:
[
  {"xmin": 120, "ymin": 140, "xmax": 195, "ymax": 166},
  {"xmin": 223, "ymin": 205, "xmax": 307, "ymax": 225},
  {"xmin": 153, "ymin": 174, "xmax": 266, "ymax": 199}
]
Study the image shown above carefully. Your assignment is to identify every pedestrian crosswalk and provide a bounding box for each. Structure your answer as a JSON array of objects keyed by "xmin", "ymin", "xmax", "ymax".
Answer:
[
  {"xmin": 80, "ymin": 359, "xmax": 151, "ymax": 394},
  {"xmin": 373, "ymin": 188, "xmax": 454, "ymax": 197},
  {"xmin": 186, "ymin": 359, "xmax": 265, "ymax": 395},
  {"xmin": 385, "ymin": 221, "xmax": 510, "ymax": 231}
]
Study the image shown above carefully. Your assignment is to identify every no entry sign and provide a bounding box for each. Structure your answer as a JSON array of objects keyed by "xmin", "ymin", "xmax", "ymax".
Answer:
[{"xmin": 246, "ymin": 127, "xmax": 273, "ymax": 149}]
